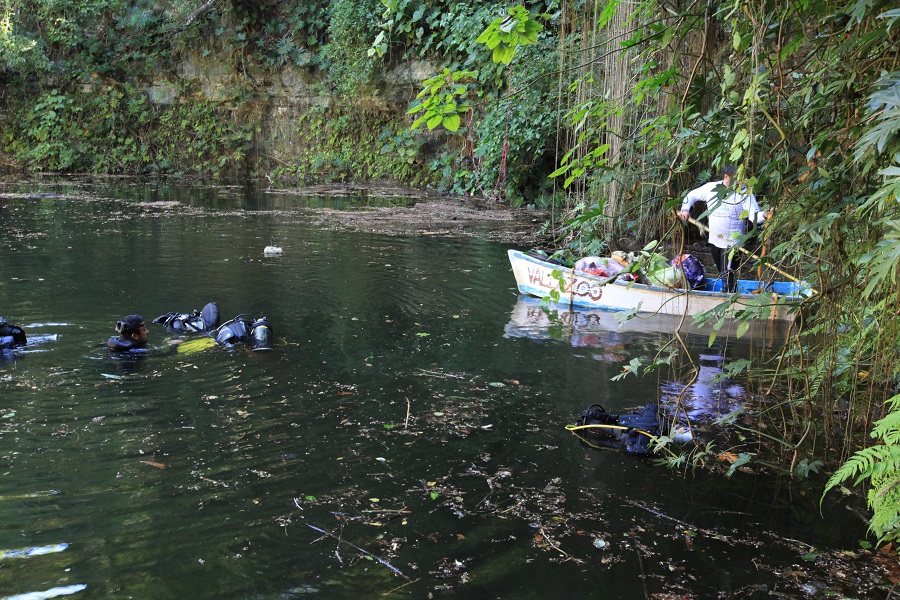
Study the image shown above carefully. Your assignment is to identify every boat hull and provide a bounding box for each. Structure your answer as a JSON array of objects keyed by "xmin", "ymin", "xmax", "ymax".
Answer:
[{"xmin": 507, "ymin": 249, "xmax": 803, "ymax": 322}]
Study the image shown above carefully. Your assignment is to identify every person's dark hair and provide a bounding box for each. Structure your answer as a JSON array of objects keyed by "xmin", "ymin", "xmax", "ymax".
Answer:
[
  {"xmin": 722, "ymin": 165, "xmax": 736, "ymax": 177},
  {"xmin": 116, "ymin": 315, "xmax": 145, "ymax": 336}
]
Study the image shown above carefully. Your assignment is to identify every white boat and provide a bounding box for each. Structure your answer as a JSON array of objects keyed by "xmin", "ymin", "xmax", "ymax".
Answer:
[{"xmin": 507, "ymin": 249, "xmax": 807, "ymax": 323}]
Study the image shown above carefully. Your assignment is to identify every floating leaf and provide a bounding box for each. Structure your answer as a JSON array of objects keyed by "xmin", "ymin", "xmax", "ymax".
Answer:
[
  {"xmin": 370, "ymin": 498, "xmax": 380, "ymax": 503},
  {"xmin": 383, "ymin": 424, "xmax": 396, "ymax": 429},
  {"xmin": 718, "ymin": 452, "xmax": 738, "ymax": 463},
  {"xmin": 489, "ymin": 382, "xmax": 506, "ymax": 388},
  {"xmin": 305, "ymin": 495, "xmax": 317, "ymax": 502},
  {"xmin": 433, "ymin": 412, "xmax": 445, "ymax": 417},
  {"xmin": 430, "ymin": 491, "xmax": 440, "ymax": 500},
  {"xmin": 726, "ymin": 453, "xmax": 753, "ymax": 477}
]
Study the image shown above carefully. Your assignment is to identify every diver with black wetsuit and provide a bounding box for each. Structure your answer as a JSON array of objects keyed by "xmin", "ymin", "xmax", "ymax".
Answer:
[
  {"xmin": 107, "ymin": 315, "xmax": 150, "ymax": 353},
  {"xmin": 0, "ymin": 317, "xmax": 27, "ymax": 351}
]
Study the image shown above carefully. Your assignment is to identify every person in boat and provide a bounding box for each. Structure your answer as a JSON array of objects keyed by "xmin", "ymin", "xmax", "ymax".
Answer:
[
  {"xmin": 678, "ymin": 165, "xmax": 769, "ymax": 293},
  {"xmin": 0, "ymin": 317, "xmax": 27, "ymax": 353},
  {"xmin": 107, "ymin": 314, "xmax": 150, "ymax": 353}
]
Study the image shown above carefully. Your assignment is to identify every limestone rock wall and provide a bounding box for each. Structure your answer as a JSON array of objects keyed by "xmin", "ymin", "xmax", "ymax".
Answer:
[{"xmin": 145, "ymin": 49, "xmax": 434, "ymax": 170}]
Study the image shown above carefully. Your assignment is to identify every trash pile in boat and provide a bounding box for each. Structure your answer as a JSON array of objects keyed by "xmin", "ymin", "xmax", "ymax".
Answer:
[{"xmin": 573, "ymin": 250, "xmax": 706, "ymax": 290}]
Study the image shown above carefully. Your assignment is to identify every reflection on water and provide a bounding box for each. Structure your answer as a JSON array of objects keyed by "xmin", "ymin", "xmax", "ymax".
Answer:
[
  {"xmin": 506, "ymin": 295, "xmax": 767, "ymax": 424},
  {"xmin": 504, "ymin": 295, "xmax": 632, "ymax": 360},
  {"xmin": 661, "ymin": 351, "xmax": 746, "ymax": 421},
  {"xmin": 504, "ymin": 294, "xmax": 789, "ymax": 345},
  {"xmin": 0, "ymin": 179, "xmax": 877, "ymax": 599}
]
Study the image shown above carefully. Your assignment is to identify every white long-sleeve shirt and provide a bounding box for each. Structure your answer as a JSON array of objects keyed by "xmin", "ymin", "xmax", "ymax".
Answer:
[{"xmin": 680, "ymin": 180, "xmax": 765, "ymax": 249}]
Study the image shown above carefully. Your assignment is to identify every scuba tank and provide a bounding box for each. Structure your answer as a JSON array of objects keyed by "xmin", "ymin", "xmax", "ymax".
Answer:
[
  {"xmin": 214, "ymin": 316, "xmax": 251, "ymax": 346},
  {"xmin": 213, "ymin": 315, "xmax": 274, "ymax": 351},
  {"xmin": 153, "ymin": 302, "xmax": 220, "ymax": 333},
  {"xmin": 249, "ymin": 317, "xmax": 273, "ymax": 351}
]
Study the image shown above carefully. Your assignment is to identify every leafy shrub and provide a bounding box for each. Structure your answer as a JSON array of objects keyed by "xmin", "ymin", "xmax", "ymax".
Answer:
[
  {"xmin": 5, "ymin": 85, "xmax": 256, "ymax": 175},
  {"xmin": 325, "ymin": 0, "xmax": 383, "ymax": 96}
]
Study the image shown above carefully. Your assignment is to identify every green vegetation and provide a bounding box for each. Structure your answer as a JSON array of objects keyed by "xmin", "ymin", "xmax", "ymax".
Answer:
[
  {"xmin": 2, "ymin": 0, "xmax": 900, "ymax": 545},
  {"xmin": 279, "ymin": 104, "xmax": 433, "ymax": 185},
  {"xmin": 326, "ymin": 0, "xmax": 384, "ymax": 97},
  {"xmin": 4, "ymin": 85, "xmax": 256, "ymax": 174},
  {"xmin": 548, "ymin": 0, "xmax": 899, "ymax": 545}
]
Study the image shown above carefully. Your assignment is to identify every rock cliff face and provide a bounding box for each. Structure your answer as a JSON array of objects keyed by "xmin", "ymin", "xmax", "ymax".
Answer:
[{"xmin": 145, "ymin": 49, "xmax": 435, "ymax": 172}]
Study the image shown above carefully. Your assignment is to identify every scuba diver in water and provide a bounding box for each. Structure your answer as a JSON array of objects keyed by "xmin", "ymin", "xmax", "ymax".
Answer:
[
  {"xmin": 0, "ymin": 317, "xmax": 27, "ymax": 349},
  {"xmin": 1, "ymin": 317, "xmax": 28, "ymax": 359},
  {"xmin": 2, "ymin": 317, "xmax": 64, "ymax": 359},
  {"xmin": 107, "ymin": 315, "xmax": 151, "ymax": 353},
  {"xmin": 153, "ymin": 302, "xmax": 273, "ymax": 352}
]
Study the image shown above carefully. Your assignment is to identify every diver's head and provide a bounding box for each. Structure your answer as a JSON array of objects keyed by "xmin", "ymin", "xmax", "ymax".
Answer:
[{"xmin": 116, "ymin": 315, "xmax": 149, "ymax": 346}]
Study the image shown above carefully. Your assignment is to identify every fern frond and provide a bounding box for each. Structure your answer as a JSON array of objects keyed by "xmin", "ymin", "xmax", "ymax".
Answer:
[
  {"xmin": 869, "ymin": 474, "xmax": 900, "ymax": 541},
  {"xmin": 872, "ymin": 395, "xmax": 900, "ymax": 441},
  {"xmin": 824, "ymin": 445, "xmax": 900, "ymax": 493},
  {"xmin": 824, "ymin": 395, "xmax": 900, "ymax": 543}
]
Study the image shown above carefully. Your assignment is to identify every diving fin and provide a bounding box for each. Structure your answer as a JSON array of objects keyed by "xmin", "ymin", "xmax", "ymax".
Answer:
[{"xmin": 176, "ymin": 337, "xmax": 217, "ymax": 355}]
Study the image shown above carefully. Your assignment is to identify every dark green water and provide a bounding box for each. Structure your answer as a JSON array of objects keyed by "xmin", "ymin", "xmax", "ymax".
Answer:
[{"xmin": 0, "ymin": 179, "xmax": 874, "ymax": 599}]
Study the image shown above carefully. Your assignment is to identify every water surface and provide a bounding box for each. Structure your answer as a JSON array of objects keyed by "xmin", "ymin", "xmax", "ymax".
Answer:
[{"xmin": 0, "ymin": 179, "xmax": 875, "ymax": 599}]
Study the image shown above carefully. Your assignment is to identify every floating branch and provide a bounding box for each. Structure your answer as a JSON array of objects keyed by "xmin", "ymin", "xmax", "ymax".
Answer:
[{"xmin": 306, "ymin": 523, "xmax": 410, "ymax": 580}]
